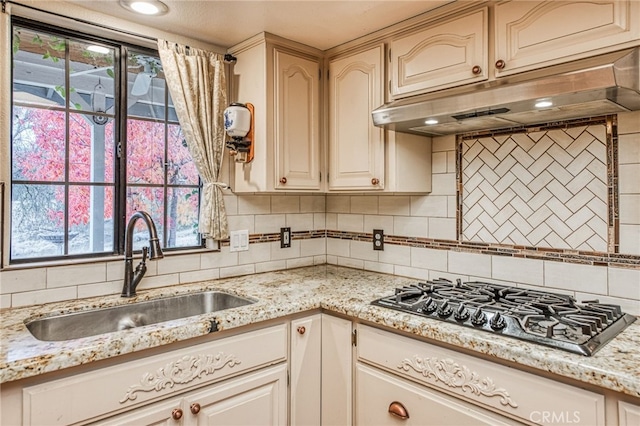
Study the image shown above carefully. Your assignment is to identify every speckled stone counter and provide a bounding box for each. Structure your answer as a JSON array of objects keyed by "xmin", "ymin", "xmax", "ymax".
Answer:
[{"xmin": 1, "ymin": 265, "xmax": 639, "ymax": 398}]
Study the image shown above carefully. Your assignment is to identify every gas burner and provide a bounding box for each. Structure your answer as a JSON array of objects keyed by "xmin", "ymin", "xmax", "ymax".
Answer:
[{"xmin": 372, "ymin": 279, "xmax": 635, "ymax": 356}]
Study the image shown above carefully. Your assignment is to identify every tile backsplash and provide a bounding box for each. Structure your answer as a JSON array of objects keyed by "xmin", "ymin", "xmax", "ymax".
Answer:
[
  {"xmin": 1, "ymin": 112, "xmax": 638, "ymax": 315},
  {"xmin": 461, "ymin": 118, "xmax": 609, "ymax": 251}
]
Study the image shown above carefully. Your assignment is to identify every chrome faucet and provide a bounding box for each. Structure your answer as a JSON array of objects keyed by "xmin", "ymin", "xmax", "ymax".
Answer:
[{"xmin": 122, "ymin": 211, "xmax": 164, "ymax": 297}]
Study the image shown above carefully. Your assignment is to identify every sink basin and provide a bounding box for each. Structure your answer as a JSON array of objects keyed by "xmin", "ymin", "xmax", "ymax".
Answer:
[{"xmin": 26, "ymin": 291, "xmax": 255, "ymax": 341}]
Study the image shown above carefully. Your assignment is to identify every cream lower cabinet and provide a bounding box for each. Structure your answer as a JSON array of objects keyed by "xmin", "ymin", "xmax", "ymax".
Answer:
[
  {"xmin": 618, "ymin": 401, "xmax": 640, "ymax": 426},
  {"xmin": 356, "ymin": 324, "xmax": 606, "ymax": 426},
  {"xmin": 290, "ymin": 314, "xmax": 322, "ymax": 425},
  {"xmin": 355, "ymin": 363, "xmax": 519, "ymax": 425},
  {"xmin": 321, "ymin": 314, "xmax": 353, "ymax": 426},
  {"xmin": 14, "ymin": 324, "xmax": 288, "ymax": 426},
  {"xmin": 96, "ymin": 365, "xmax": 287, "ymax": 426}
]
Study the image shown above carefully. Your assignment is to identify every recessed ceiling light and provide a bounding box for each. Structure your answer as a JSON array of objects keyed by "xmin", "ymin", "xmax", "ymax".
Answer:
[
  {"xmin": 87, "ymin": 45, "xmax": 110, "ymax": 54},
  {"xmin": 120, "ymin": 0, "xmax": 169, "ymax": 15},
  {"xmin": 424, "ymin": 119, "xmax": 439, "ymax": 125},
  {"xmin": 535, "ymin": 100, "xmax": 553, "ymax": 108}
]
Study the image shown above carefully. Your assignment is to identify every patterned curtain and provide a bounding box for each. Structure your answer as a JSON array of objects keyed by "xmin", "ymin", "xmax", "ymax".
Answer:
[{"xmin": 157, "ymin": 39, "xmax": 229, "ymax": 240}]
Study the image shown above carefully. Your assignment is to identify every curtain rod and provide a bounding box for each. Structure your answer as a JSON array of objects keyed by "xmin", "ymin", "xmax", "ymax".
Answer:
[{"xmin": 2, "ymin": 0, "xmax": 238, "ymax": 62}]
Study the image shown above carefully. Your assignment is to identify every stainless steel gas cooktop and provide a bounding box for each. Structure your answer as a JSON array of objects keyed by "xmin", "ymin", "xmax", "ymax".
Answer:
[{"xmin": 371, "ymin": 278, "xmax": 636, "ymax": 356}]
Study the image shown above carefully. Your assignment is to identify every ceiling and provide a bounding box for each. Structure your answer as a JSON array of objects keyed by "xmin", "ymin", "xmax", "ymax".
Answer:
[{"xmin": 66, "ymin": 0, "xmax": 453, "ymax": 50}]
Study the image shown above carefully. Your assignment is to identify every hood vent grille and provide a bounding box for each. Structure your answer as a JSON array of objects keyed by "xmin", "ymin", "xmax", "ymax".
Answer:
[{"xmin": 451, "ymin": 107, "xmax": 510, "ymax": 121}]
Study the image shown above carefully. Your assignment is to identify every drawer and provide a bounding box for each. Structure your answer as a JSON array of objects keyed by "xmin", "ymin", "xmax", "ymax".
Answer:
[
  {"xmin": 356, "ymin": 363, "xmax": 520, "ymax": 425},
  {"xmin": 357, "ymin": 325, "xmax": 605, "ymax": 426},
  {"xmin": 22, "ymin": 323, "xmax": 287, "ymax": 425}
]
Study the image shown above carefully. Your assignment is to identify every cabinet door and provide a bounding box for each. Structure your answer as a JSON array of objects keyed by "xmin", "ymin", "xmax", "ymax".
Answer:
[
  {"xmin": 390, "ymin": 8, "xmax": 488, "ymax": 97},
  {"xmin": 321, "ymin": 314, "xmax": 353, "ymax": 426},
  {"xmin": 355, "ymin": 363, "xmax": 520, "ymax": 426},
  {"xmin": 187, "ymin": 364, "xmax": 287, "ymax": 426},
  {"xmin": 290, "ymin": 315, "xmax": 322, "ymax": 425},
  {"xmin": 328, "ymin": 45, "xmax": 385, "ymax": 191},
  {"xmin": 619, "ymin": 401, "xmax": 640, "ymax": 426},
  {"xmin": 495, "ymin": 0, "xmax": 640, "ymax": 76},
  {"xmin": 274, "ymin": 49, "xmax": 321, "ymax": 190}
]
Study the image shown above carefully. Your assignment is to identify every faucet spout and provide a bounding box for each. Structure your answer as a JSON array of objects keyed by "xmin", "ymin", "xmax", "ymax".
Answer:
[{"xmin": 122, "ymin": 211, "xmax": 164, "ymax": 297}]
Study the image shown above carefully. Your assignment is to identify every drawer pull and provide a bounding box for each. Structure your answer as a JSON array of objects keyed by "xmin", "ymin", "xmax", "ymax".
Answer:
[
  {"xmin": 472, "ymin": 65, "xmax": 482, "ymax": 75},
  {"xmin": 190, "ymin": 402, "xmax": 201, "ymax": 414},
  {"xmin": 371, "ymin": 178, "xmax": 380, "ymax": 185},
  {"xmin": 280, "ymin": 177, "xmax": 287, "ymax": 184},
  {"xmin": 495, "ymin": 59, "xmax": 506, "ymax": 70},
  {"xmin": 171, "ymin": 408, "xmax": 184, "ymax": 420},
  {"xmin": 388, "ymin": 401, "xmax": 409, "ymax": 420},
  {"xmin": 297, "ymin": 326, "xmax": 306, "ymax": 335}
]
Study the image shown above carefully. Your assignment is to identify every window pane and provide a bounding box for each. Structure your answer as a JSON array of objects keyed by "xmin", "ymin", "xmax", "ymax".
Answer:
[
  {"xmin": 12, "ymin": 27, "xmax": 66, "ymax": 108},
  {"xmin": 69, "ymin": 113, "xmax": 115, "ymax": 183},
  {"xmin": 167, "ymin": 187, "xmax": 200, "ymax": 248},
  {"xmin": 127, "ymin": 52, "xmax": 165, "ymax": 120},
  {"xmin": 11, "ymin": 184, "xmax": 65, "ymax": 259},
  {"xmin": 127, "ymin": 119, "xmax": 165, "ymax": 184},
  {"xmin": 69, "ymin": 39, "xmax": 115, "ymax": 116},
  {"xmin": 12, "ymin": 107, "xmax": 65, "ymax": 182},
  {"xmin": 167, "ymin": 124, "xmax": 199, "ymax": 185},
  {"xmin": 68, "ymin": 185, "xmax": 114, "ymax": 254},
  {"xmin": 127, "ymin": 186, "xmax": 164, "ymax": 250}
]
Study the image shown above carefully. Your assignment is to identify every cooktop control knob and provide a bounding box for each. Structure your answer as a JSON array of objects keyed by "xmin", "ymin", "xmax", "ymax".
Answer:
[
  {"xmin": 437, "ymin": 300, "xmax": 453, "ymax": 317},
  {"xmin": 470, "ymin": 308, "xmax": 487, "ymax": 326},
  {"xmin": 454, "ymin": 303, "xmax": 470, "ymax": 321},
  {"xmin": 421, "ymin": 297, "xmax": 438, "ymax": 313},
  {"xmin": 490, "ymin": 312, "xmax": 506, "ymax": 330}
]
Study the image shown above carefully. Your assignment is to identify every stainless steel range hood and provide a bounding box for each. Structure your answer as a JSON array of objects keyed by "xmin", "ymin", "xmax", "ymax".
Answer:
[{"xmin": 372, "ymin": 48, "xmax": 640, "ymax": 136}]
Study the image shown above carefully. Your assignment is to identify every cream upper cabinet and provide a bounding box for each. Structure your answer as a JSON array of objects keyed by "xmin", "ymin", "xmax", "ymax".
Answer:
[
  {"xmin": 274, "ymin": 50, "xmax": 321, "ymax": 190},
  {"xmin": 389, "ymin": 8, "xmax": 488, "ymax": 98},
  {"xmin": 494, "ymin": 0, "xmax": 640, "ymax": 76},
  {"xmin": 229, "ymin": 33, "xmax": 322, "ymax": 192},
  {"xmin": 328, "ymin": 44, "xmax": 385, "ymax": 191}
]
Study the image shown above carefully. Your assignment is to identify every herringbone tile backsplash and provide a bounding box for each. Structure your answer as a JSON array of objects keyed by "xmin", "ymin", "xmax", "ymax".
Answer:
[{"xmin": 462, "ymin": 123, "xmax": 609, "ymax": 251}]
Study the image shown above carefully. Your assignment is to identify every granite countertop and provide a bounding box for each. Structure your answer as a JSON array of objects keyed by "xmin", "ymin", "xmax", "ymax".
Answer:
[{"xmin": 1, "ymin": 265, "xmax": 638, "ymax": 398}]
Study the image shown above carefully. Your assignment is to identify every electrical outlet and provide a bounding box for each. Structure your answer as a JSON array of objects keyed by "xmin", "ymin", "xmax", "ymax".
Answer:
[
  {"xmin": 281, "ymin": 227, "xmax": 291, "ymax": 248},
  {"xmin": 373, "ymin": 229, "xmax": 384, "ymax": 251}
]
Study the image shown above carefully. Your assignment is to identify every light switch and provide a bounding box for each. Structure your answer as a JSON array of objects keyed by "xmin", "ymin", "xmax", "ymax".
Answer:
[{"xmin": 229, "ymin": 230, "xmax": 249, "ymax": 252}]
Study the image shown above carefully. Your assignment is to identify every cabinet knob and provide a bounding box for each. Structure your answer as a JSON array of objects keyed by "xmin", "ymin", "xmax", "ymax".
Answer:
[
  {"xmin": 171, "ymin": 408, "xmax": 184, "ymax": 420},
  {"xmin": 388, "ymin": 401, "xmax": 409, "ymax": 420},
  {"xmin": 472, "ymin": 65, "xmax": 482, "ymax": 75},
  {"xmin": 280, "ymin": 177, "xmax": 287, "ymax": 184},
  {"xmin": 371, "ymin": 178, "xmax": 380, "ymax": 186},
  {"xmin": 495, "ymin": 59, "xmax": 506, "ymax": 70},
  {"xmin": 190, "ymin": 402, "xmax": 201, "ymax": 414},
  {"xmin": 297, "ymin": 326, "xmax": 306, "ymax": 335}
]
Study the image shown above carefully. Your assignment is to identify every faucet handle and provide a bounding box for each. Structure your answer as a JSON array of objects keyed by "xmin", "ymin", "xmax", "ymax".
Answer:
[{"xmin": 141, "ymin": 246, "xmax": 148, "ymax": 264}]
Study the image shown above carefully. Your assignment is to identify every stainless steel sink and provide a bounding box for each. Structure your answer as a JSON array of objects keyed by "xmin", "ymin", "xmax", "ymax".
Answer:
[{"xmin": 26, "ymin": 291, "xmax": 255, "ymax": 341}]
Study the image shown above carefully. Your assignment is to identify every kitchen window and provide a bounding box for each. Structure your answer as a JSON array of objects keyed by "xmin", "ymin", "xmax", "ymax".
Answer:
[{"xmin": 9, "ymin": 19, "xmax": 202, "ymax": 263}]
